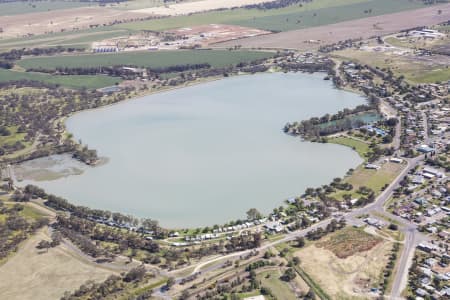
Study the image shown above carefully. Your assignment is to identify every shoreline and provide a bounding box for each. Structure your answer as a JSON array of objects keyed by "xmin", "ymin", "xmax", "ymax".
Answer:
[{"xmin": 10, "ymin": 70, "xmax": 371, "ymax": 230}]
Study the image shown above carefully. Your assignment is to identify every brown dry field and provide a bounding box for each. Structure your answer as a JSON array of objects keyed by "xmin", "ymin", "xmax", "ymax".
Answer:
[
  {"xmin": 0, "ymin": 227, "xmax": 117, "ymax": 300},
  {"xmin": 0, "ymin": 7, "xmax": 148, "ymax": 38},
  {"xmin": 216, "ymin": 3, "xmax": 450, "ymax": 50},
  {"xmin": 316, "ymin": 228, "xmax": 382, "ymax": 259},
  {"xmin": 296, "ymin": 235, "xmax": 392, "ymax": 299},
  {"xmin": 131, "ymin": 0, "xmax": 271, "ymax": 16}
]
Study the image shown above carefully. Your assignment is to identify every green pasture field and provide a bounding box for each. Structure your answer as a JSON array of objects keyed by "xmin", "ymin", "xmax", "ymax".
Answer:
[
  {"xmin": 0, "ymin": 0, "xmax": 94, "ymax": 16},
  {"xmin": 18, "ymin": 50, "xmax": 274, "ymax": 69},
  {"xmin": 0, "ymin": 29, "xmax": 134, "ymax": 51},
  {"xmin": 0, "ymin": 69, "xmax": 121, "ymax": 89},
  {"xmin": 116, "ymin": 0, "xmax": 427, "ymax": 32}
]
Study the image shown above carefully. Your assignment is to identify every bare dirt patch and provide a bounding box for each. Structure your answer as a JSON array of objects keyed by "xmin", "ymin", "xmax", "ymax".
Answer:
[
  {"xmin": 0, "ymin": 228, "xmax": 117, "ymax": 300},
  {"xmin": 317, "ymin": 228, "xmax": 382, "ymax": 259},
  {"xmin": 296, "ymin": 231, "xmax": 392, "ymax": 298},
  {"xmin": 166, "ymin": 24, "xmax": 271, "ymax": 46},
  {"xmin": 216, "ymin": 4, "xmax": 450, "ymax": 50}
]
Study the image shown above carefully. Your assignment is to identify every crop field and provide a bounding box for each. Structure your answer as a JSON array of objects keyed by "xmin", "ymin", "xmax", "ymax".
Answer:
[
  {"xmin": 0, "ymin": 69, "xmax": 121, "ymax": 89},
  {"xmin": 0, "ymin": 6, "xmax": 145, "ymax": 39},
  {"xmin": 316, "ymin": 227, "xmax": 382, "ymax": 259},
  {"xmin": 218, "ymin": 3, "xmax": 450, "ymax": 50},
  {"xmin": 18, "ymin": 50, "xmax": 274, "ymax": 70},
  {"xmin": 117, "ymin": 0, "xmax": 427, "ymax": 32},
  {"xmin": 295, "ymin": 228, "xmax": 392, "ymax": 298},
  {"xmin": 0, "ymin": 29, "xmax": 134, "ymax": 51},
  {"xmin": 0, "ymin": 0, "xmax": 94, "ymax": 16},
  {"xmin": 232, "ymin": 0, "xmax": 427, "ymax": 32},
  {"xmin": 109, "ymin": 0, "xmax": 168, "ymax": 10}
]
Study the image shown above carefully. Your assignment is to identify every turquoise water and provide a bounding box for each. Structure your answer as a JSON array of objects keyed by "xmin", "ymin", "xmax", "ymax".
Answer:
[{"xmin": 23, "ymin": 73, "xmax": 366, "ymax": 228}]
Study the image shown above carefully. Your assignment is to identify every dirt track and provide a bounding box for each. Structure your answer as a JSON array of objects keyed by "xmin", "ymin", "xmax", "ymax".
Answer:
[{"xmin": 215, "ymin": 4, "xmax": 450, "ymax": 50}]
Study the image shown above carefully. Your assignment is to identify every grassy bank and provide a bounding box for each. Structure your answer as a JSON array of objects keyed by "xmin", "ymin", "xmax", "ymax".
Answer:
[{"xmin": 328, "ymin": 136, "xmax": 370, "ymax": 160}]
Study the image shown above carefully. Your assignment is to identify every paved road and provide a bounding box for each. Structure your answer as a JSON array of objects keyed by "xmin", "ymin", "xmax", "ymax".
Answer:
[{"xmin": 155, "ymin": 155, "xmax": 426, "ymax": 299}]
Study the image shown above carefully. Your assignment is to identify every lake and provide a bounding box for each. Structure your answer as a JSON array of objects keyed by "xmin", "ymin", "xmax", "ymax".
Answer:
[{"xmin": 19, "ymin": 72, "xmax": 367, "ymax": 228}]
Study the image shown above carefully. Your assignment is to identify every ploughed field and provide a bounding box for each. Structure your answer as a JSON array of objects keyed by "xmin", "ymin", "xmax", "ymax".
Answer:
[
  {"xmin": 217, "ymin": 3, "xmax": 450, "ymax": 50},
  {"xmin": 0, "ymin": 0, "xmax": 437, "ymax": 47}
]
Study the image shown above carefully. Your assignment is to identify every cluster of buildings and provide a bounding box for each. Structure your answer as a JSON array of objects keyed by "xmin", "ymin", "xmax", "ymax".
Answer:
[
  {"xmin": 363, "ymin": 217, "xmax": 385, "ymax": 229},
  {"xmin": 393, "ymin": 166, "xmax": 448, "ymax": 223},
  {"xmin": 92, "ymin": 24, "xmax": 270, "ymax": 52},
  {"xmin": 429, "ymin": 104, "xmax": 450, "ymax": 136},
  {"xmin": 293, "ymin": 52, "xmax": 332, "ymax": 65},
  {"xmin": 404, "ymin": 29, "xmax": 446, "ymax": 40},
  {"xmin": 361, "ymin": 124, "xmax": 388, "ymax": 137},
  {"xmin": 411, "ymin": 242, "xmax": 450, "ymax": 299}
]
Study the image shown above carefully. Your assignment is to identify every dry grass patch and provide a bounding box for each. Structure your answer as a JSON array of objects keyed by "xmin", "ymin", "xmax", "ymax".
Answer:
[
  {"xmin": 295, "ymin": 229, "xmax": 392, "ymax": 298},
  {"xmin": 347, "ymin": 162, "xmax": 404, "ymax": 192},
  {"xmin": 317, "ymin": 228, "xmax": 382, "ymax": 259},
  {"xmin": 0, "ymin": 228, "xmax": 116, "ymax": 300}
]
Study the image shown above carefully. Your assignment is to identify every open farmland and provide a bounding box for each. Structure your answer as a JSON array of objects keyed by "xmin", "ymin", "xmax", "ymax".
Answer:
[
  {"xmin": 0, "ymin": 69, "xmax": 121, "ymax": 89},
  {"xmin": 0, "ymin": 0, "xmax": 95, "ymax": 16},
  {"xmin": 18, "ymin": 50, "xmax": 274, "ymax": 70},
  {"xmin": 0, "ymin": 29, "xmax": 135, "ymax": 51},
  {"xmin": 231, "ymin": 0, "xmax": 428, "ymax": 33},
  {"xmin": 117, "ymin": 0, "xmax": 429, "ymax": 32},
  {"xmin": 130, "ymin": 0, "xmax": 272, "ymax": 16},
  {"xmin": 0, "ymin": 7, "xmax": 148, "ymax": 38},
  {"xmin": 295, "ymin": 228, "xmax": 392, "ymax": 299},
  {"xmin": 216, "ymin": 3, "xmax": 450, "ymax": 50}
]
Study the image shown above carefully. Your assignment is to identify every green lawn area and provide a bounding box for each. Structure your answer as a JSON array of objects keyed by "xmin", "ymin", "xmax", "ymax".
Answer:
[
  {"xmin": 116, "ymin": 0, "xmax": 426, "ymax": 32},
  {"xmin": 18, "ymin": 50, "xmax": 274, "ymax": 70},
  {"xmin": 329, "ymin": 162, "xmax": 404, "ymax": 201},
  {"xmin": 0, "ymin": 0, "xmax": 93, "ymax": 16},
  {"xmin": 328, "ymin": 136, "xmax": 370, "ymax": 159},
  {"xmin": 0, "ymin": 69, "xmax": 121, "ymax": 89},
  {"xmin": 347, "ymin": 162, "xmax": 404, "ymax": 192},
  {"xmin": 257, "ymin": 270, "xmax": 298, "ymax": 300}
]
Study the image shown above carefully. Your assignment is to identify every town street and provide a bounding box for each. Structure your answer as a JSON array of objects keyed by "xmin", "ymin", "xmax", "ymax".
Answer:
[{"xmin": 159, "ymin": 154, "xmax": 427, "ymax": 299}]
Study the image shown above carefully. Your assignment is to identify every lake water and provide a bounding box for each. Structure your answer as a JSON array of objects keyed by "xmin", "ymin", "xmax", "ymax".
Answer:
[{"xmin": 21, "ymin": 73, "xmax": 367, "ymax": 228}]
